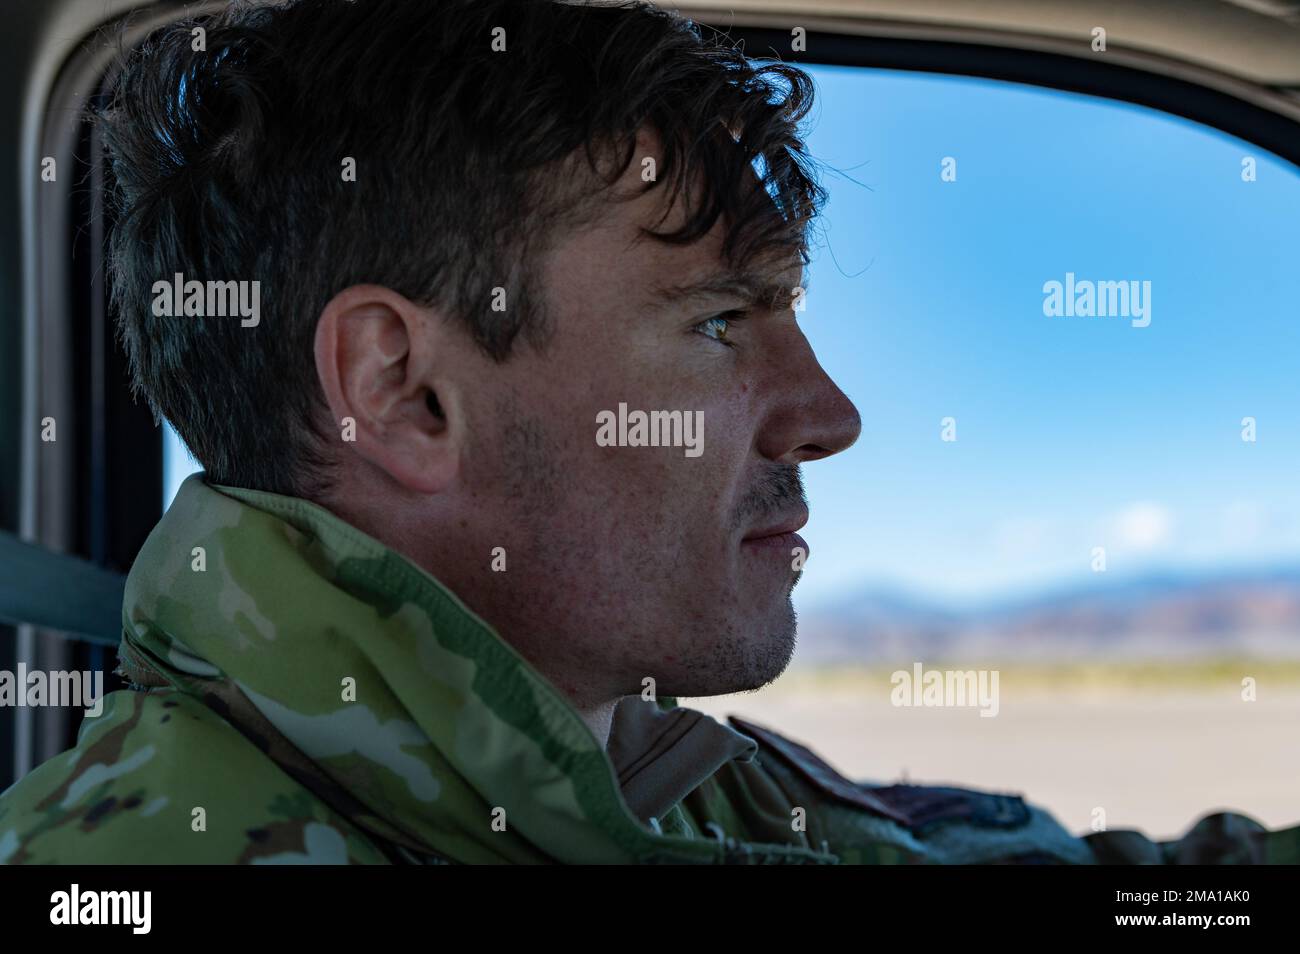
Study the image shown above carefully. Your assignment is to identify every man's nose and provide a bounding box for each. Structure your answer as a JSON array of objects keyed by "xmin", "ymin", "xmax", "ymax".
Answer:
[{"xmin": 755, "ymin": 334, "xmax": 862, "ymax": 465}]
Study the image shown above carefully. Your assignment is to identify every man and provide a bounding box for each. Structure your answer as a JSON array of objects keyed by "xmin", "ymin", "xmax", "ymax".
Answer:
[{"xmin": 0, "ymin": 0, "xmax": 1291, "ymax": 863}]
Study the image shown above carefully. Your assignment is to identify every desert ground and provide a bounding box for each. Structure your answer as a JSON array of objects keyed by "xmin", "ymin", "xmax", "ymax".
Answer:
[{"xmin": 682, "ymin": 662, "xmax": 1300, "ymax": 841}]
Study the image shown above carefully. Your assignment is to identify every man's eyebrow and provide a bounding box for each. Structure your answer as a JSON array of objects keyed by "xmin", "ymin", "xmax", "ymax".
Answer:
[{"xmin": 649, "ymin": 271, "xmax": 806, "ymax": 312}]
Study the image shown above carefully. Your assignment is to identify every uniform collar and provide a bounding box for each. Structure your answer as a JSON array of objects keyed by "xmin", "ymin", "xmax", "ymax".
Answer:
[
  {"xmin": 607, "ymin": 695, "xmax": 757, "ymax": 824},
  {"xmin": 116, "ymin": 474, "xmax": 774, "ymax": 863}
]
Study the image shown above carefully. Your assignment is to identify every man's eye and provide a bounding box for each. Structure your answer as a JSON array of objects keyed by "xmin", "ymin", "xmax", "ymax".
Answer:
[{"xmin": 694, "ymin": 311, "xmax": 745, "ymax": 345}]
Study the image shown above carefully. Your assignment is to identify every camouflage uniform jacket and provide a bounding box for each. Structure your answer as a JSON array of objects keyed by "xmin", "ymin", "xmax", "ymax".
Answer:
[{"xmin": 1, "ymin": 475, "xmax": 1295, "ymax": 864}]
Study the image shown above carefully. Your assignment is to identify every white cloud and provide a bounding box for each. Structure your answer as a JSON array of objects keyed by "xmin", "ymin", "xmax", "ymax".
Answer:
[{"xmin": 1113, "ymin": 502, "xmax": 1173, "ymax": 550}]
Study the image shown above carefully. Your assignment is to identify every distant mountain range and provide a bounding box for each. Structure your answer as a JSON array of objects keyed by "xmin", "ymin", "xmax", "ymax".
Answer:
[{"xmin": 793, "ymin": 566, "xmax": 1300, "ymax": 665}]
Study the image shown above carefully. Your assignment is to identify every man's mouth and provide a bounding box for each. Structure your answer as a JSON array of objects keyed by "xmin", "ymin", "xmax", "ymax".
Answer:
[{"xmin": 741, "ymin": 508, "xmax": 810, "ymax": 558}]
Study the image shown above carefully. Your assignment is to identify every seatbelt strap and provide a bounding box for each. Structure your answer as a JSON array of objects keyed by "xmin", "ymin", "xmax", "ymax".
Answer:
[{"xmin": 0, "ymin": 530, "xmax": 125, "ymax": 647}]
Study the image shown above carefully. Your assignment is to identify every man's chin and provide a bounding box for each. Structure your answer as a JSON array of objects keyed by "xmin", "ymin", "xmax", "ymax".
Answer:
[
  {"xmin": 662, "ymin": 605, "xmax": 798, "ymax": 698},
  {"xmin": 746, "ymin": 616, "xmax": 799, "ymax": 691}
]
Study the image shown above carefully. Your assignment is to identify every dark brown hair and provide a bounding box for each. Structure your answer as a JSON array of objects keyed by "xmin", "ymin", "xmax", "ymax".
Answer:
[{"xmin": 102, "ymin": 0, "xmax": 825, "ymax": 496}]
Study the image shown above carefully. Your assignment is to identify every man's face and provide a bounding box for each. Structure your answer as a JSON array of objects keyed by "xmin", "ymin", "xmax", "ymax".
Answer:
[{"xmin": 435, "ymin": 136, "xmax": 861, "ymax": 704}]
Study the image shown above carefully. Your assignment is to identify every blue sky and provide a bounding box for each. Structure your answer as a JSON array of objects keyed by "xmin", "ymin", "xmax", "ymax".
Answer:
[
  {"xmin": 791, "ymin": 65, "xmax": 1300, "ymax": 609},
  {"xmin": 167, "ymin": 64, "xmax": 1300, "ymax": 611}
]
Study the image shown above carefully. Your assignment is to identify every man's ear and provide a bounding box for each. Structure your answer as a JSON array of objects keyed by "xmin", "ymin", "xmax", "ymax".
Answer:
[{"xmin": 313, "ymin": 284, "xmax": 462, "ymax": 494}]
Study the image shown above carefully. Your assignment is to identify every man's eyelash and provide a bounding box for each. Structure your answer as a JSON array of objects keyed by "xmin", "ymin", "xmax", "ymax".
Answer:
[{"xmin": 694, "ymin": 309, "xmax": 749, "ymax": 346}]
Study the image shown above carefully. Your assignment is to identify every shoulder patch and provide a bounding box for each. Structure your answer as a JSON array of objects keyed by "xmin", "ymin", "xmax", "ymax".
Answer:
[{"xmin": 727, "ymin": 715, "xmax": 1030, "ymax": 834}]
